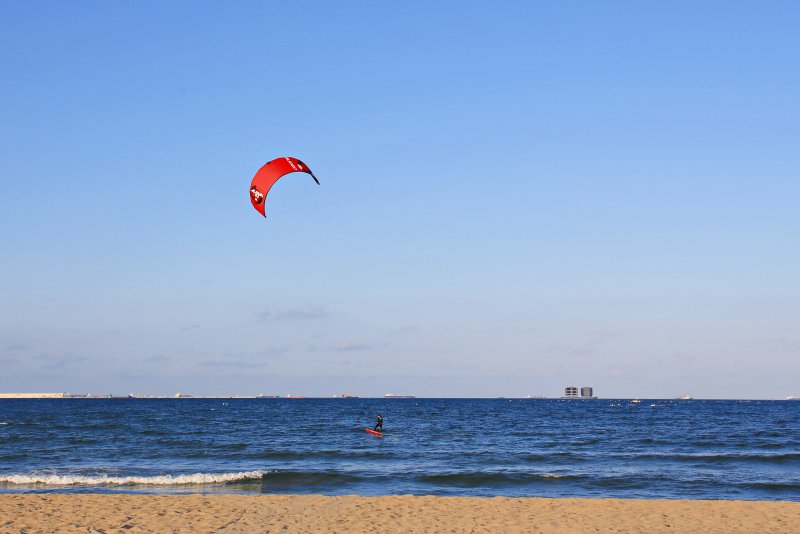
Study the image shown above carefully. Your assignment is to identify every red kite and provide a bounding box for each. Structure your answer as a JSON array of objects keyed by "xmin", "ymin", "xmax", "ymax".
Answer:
[{"xmin": 249, "ymin": 157, "xmax": 319, "ymax": 218}]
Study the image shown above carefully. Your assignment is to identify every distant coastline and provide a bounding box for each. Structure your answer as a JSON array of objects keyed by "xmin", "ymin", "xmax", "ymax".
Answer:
[{"xmin": 1, "ymin": 393, "xmax": 797, "ymax": 400}]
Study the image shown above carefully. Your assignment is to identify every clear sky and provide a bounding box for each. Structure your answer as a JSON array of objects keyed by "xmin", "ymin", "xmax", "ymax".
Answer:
[{"xmin": 1, "ymin": 1, "xmax": 798, "ymax": 398}]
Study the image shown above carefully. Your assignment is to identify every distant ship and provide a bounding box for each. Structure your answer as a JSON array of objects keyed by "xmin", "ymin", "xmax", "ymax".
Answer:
[
  {"xmin": 256, "ymin": 394, "xmax": 280, "ymax": 399},
  {"xmin": 332, "ymin": 394, "xmax": 359, "ymax": 398},
  {"xmin": 384, "ymin": 393, "xmax": 415, "ymax": 399},
  {"xmin": 787, "ymin": 395, "xmax": 798, "ymax": 401},
  {"xmin": 678, "ymin": 394, "xmax": 693, "ymax": 400}
]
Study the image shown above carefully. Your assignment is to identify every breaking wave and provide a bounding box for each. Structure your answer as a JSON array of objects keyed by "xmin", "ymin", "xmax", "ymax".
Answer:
[{"xmin": 0, "ymin": 470, "xmax": 266, "ymax": 486}]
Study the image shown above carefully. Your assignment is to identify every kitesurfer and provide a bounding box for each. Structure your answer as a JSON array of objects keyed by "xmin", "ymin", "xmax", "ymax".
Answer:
[{"xmin": 373, "ymin": 413, "xmax": 383, "ymax": 432}]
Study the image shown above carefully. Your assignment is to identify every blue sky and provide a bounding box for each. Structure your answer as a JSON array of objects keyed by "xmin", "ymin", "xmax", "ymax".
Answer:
[{"xmin": 1, "ymin": 1, "xmax": 798, "ymax": 398}]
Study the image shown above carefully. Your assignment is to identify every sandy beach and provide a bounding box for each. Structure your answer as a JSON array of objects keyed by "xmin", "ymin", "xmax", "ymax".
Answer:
[{"xmin": 1, "ymin": 494, "xmax": 798, "ymax": 533}]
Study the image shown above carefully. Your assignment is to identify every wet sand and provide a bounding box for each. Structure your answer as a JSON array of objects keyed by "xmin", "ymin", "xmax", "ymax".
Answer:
[{"xmin": 2, "ymin": 494, "xmax": 799, "ymax": 533}]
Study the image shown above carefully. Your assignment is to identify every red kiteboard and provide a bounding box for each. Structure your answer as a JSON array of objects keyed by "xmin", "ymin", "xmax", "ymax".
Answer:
[{"xmin": 365, "ymin": 428, "xmax": 383, "ymax": 437}]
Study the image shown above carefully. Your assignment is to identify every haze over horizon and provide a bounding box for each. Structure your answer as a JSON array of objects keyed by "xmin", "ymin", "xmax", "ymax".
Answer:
[{"xmin": 1, "ymin": 2, "xmax": 798, "ymax": 399}]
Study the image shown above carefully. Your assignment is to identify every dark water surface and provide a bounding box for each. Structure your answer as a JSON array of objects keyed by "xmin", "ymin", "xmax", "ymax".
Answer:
[{"xmin": 0, "ymin": 398, "xmax": 797, "ymax": 500}]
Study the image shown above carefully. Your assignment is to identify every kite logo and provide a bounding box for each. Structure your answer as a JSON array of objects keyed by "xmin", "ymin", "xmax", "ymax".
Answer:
[
  {"xmin": 250, "ymin": 185, "xmax": 265, "ymax": 205},
  {"xmin": 285, "ymin": 157, "xmax": 298, "ymax": 171}
]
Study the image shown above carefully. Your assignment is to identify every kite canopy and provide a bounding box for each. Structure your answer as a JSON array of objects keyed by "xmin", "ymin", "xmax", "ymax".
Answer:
[{"xmin": 249, "ymin": 157, "xmax": 319, "ymax": 217}]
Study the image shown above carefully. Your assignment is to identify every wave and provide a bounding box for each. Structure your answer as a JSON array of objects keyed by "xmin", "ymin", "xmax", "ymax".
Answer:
[
  {"xmin": 735, "ymin": 481, "xmax": 800, "ymax": 492},
  {"xmin": 620, "ymin": 452, "xmax": 800, "ymax": 464},
  {"xmin": 417, "ymin": 472, "xmax": 574, "ymax": 487},
  {"xmin": 259, "ymin": 470, "xmax": 366, "ymax": 486},
  {"xmin": 523, "ymin": 452, "xmax": 585, "ymax": 462},
  {"xmin": 230, "ymin": 450, "xmax": 397, "ymax": 461},
  {"xmin": 0, "ymin": 470, "xmax": 266, "ymax": 486},
  {"xmin": 0, "ymin": 470, "xmax": 370, "ymax": 488}
]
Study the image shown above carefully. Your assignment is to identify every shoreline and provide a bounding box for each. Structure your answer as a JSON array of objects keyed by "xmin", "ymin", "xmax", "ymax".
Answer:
[{"xmin": 2, "ymin": 494, "xmax": 799, "ymax": 533}]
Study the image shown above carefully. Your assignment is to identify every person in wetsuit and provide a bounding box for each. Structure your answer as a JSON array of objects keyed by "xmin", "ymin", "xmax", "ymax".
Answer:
[{"xmin": 374, "ymin": 413, "xmax": 383, "ymax": 432}]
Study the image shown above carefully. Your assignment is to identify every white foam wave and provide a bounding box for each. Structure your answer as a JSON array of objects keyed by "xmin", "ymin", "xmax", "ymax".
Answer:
[{"xmin": 0, "ymin": 470, "xmax": 266, "ymax": 486}]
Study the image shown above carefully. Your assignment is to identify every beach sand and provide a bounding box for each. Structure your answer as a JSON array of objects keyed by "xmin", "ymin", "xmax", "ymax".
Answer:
[{"xmin": 2, "ymin": 494, "xmax": 798, "ymax": 533}]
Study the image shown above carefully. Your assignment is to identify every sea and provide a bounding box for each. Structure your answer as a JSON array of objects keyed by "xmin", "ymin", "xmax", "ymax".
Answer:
[{"xmin": 0, "ymin": 398, "xmax": 797, "ymax": 501}]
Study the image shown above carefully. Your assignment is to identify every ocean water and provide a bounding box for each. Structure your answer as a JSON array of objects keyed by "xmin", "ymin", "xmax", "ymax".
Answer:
[{"xmin": 0, "ymin": 398, "xmax": 797, "ymax": 500}]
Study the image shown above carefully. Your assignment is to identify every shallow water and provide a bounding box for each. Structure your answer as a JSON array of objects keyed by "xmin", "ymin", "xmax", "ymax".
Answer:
[{"xmin": 0, "ymin": 398, "xmax": 797, "ymax": 500}]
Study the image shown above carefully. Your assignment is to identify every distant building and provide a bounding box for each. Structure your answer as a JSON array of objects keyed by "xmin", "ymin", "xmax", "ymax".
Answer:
[{"xmin": 561, "ymin": 386, "xmax": 597, "ymax": 399}]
